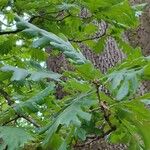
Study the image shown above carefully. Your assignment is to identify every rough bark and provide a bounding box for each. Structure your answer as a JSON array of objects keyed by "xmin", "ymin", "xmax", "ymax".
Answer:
[
  {"xmin": 127, "ymin": 0, "xmax": 150, "ymax": 93},
  {"xmin": 75, "ymin": 139, "xmax": 127, "ymax": 150}
]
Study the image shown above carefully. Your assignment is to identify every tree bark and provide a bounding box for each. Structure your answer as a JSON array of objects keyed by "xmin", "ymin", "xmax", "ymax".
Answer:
[{"xmin": 127, "ymin": 0, "xmax": 150, "ymax": 94}]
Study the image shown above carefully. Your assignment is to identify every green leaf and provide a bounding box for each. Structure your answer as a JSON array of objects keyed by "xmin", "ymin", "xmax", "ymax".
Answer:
[
  {"xmin": 132, "ymin": 3, "xmax": 147, "ymax": 11},
  {"xmin": 42, "ymin": 91, "xmax": 95, "ymax": 149},
  {"xmin": 30, "ymin": 48, "xmax": 48, "ymax": 61},
  {"xmin": 128, "ymin": 136, "xmax": 142, "ymax": 150},
  {"xmin": 144, "ymin": 63, "xmax": 150, "ymax": 79},
  {"xmin": 46, "ymin": 133, "xmax": 64, "ymax": 150},
  {"xmin": 141, "ymin": 99, "xmax": 150, "ymax": 105},
  {"xmin": 63, "ymin": 78, "xmax": 92, "ymax": 94},
  {"xmin": 108, "ymin": 67, "xmax": 142, "ymax": 100},
  {"xmin": 136, "ymin": 123, "xmax": 150, "ymax": 150},
  {"xmin": 0, "ymin": 39, "xmax": 13, "ymax": 55},
  {"xmin": 50, "ymin": 42, "xmax": 86, "ymax": 64},
  {"xmin": 16, "ymin": 15, "xmax": 86, "ymax": 64},
  {"xmin": 94, "ymin": 36, "xmax": 107, "ymax": 53},
  {"xmin": 0, "ymin": 108, "xmax": 16, "ymax": 125},
  {"xmin": 0, "ymin": 0, "xmax": 7, "ymax": 9},
  {"xmin": 106, "ymin": 1, "xmax": 138, "ymax": 27},
  {"xmin": 75, "ymin": 62, "xmax": 102, "ymax": 80},
  {"xmin": 1, "ymin": 65, "xmax": 29, "ymax": 81},
  {"xmin": 111, "ymin": 72, "xmax": 124, "ymax": 90},
  {"xmin": 21, "ymin": 29, "xmax": 39, "ymax": 38},
  {"xmin": 32, "ymin": 37, "xmax": 50, "ymax": 48},
  {"xmin": 0, "ymin": 71, "xmax": 12, "ymax": 81},
  {"xmin": 29, "ymin": 71, "xmax": 61, "ymax": 81},
  {"xmin": 58, "ymin": 3, "xmax": 78, "ymax": 11},
  {"xmin": 75, "ymin": 128, "xmax": 86, "ymax": 141},
  {"xmin": 115, "ymin": 100, "xmax": 150, "ymax": 150},
  {"xmin": 0, "ymin": 126, "xmax": 33, "ymax": 150},
  {"xmin": 14, "ymin": 84, "xmax": 55, "ymax": 114},
  {"xmin": 84, "ymin": 23, "xmax": 97, "ymax": 35},
  {"xmin": 1, "ymin": 65, "xmax": 61, "ymax": 81},
  {"xmin": 58, "ymin": 141, "xmax": 67, "ymax": 150},
  {"xmin": 116, "ymin": 80, "xmax": 129, "ymax": 100},
  {"xmin": 58, "ymin": 33, "xmax": 68, "ymax": 42}
]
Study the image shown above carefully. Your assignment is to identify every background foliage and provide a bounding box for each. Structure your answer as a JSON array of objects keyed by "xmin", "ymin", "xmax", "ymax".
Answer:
[{"xmin": 0, "ymin": 0, "xmax": 150, "ymax": 150}]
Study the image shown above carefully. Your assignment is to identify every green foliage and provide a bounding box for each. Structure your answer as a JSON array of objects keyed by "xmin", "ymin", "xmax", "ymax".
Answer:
[
  {"xmin": 1, "ymin": 65, "xmax": 61, "ymax": 81},
  {"xmin": 0, "ymin": 37, "xmax": 13, "ymax": 55},
  {"xmin": 14, "ymin": 84, "xmax": 55, "ymax": 114},
  {"xmin": 42, "ymin": 91, "xmax": 95, "ymax": 149},
  {"xmin": 16, "ymin": 15, "xmax": 87, "ymax": 64},
  {"xmin": 108, "ymin": 68, "xmax": 142, "ymax": 100},
  {"xmin": 114, "ymin": 100, "xmax": 150, "ymax": 150},
  {"xmin": 0, "ymin": 126, "xmax": 33, "ymax": 150},
  {"xmin": 0, "ymin": 0, "xmax": 149, "ymax": 150}
]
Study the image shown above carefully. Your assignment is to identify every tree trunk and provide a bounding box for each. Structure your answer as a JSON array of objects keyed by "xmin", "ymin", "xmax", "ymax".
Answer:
[{"xmin": 127, "ymin": 0, "xmax": 150, "ymax": 94}]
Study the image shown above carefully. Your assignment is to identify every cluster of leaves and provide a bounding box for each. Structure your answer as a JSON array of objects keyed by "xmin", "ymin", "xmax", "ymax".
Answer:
[{"xmin": 0, "ymin": 0, "xmax": 150, "ymax": 150}]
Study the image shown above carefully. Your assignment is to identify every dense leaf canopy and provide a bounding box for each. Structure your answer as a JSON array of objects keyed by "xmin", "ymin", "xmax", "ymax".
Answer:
[{"xmin": 0, "ymin": 0, "xmax": 150, "ymax": 150}]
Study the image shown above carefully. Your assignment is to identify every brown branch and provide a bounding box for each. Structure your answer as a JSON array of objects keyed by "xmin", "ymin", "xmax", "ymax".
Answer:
[
  {"xmin": 0, "ymin": 12, "xmax": 71, "ymax": 36},
  {"xmin": 2, "ymin": 114, "xmax": 40, "ymax": 128},
  {"xmin": 57, "ymin": 13, "xmax": 71, "ymax": 22},
  {"xmin": 75, "ymin": 127, "xmax": 116, "ymax": 147},
  {"xmin": 0, "ymin": 15, "xmax": 37, "ymax": 35},
  {"xmin": 20, "ymin": 115, "xmax": 40, "ymax": 128},
  {"xmin": 0, "ymin": 88, "xmax": 40, "ymax": 128},
  {"xmin": 0, "ymin": 88, "xmax": 13, "ymax": 105},
  {"xmin": 100, "ymin": 101, "xmax": 116, "ymax": 130},
  {"xmin": 0, "ymin": 29, "xmax": 23, "ymax": 35},
  {"xmin": 2, "ymin": 116, "xmax": 20, "ymax": 126},
  {"xmin": 93, "ymin": 80, "xmax": 116, "ymax": 130},
  {"xmin": 76, "ymin": 81, "xmax": 117, "ymax": 148},
  {"xmin": 30, "ymin": 13, "xmax": 71, "ymax": 23},
  {"xmin": 69, "ymin": 33, "xmax": 106, "ymax": 43},
  {"xmin": 93, "ymin": 79, "xmax": 101, "ymax": 103},
  {"xmin": 74, "ymin": 102, "xmax": 116, "ymax": 147},
  {"xmin": 69, "ymin": 22, "xmax": 108, "ymax": 43}
]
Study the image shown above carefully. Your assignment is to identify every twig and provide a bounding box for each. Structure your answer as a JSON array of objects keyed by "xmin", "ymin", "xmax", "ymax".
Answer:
[
  {"xmin": 0, "ymin": 88, "xmax": 13, "ymax": 105},
  {"xmin": 93, "ymin": 80, "xmax": 116, "ymax": 130},
  {"xmin": 69, "ymin": 22, "xmax": 107, "ymax": 43},
  {"xmin": 0, "ymin": 88, "xmax": 40, "ymax": 128},
  {"xmin": 20, "ymin": 115, "xmax": 40, "ymax": 128},
  {"xmin": 0, "ymin": 29, "xmax": 23, "ymax": 35},
  {"xmin": 93, "ymin": 79, "xmax": 101, "ymax": 103},
  {"xmin": 2, "ymin": 114, "xmax": 40, "ymax": 128},
  {"xmin": 69, "ymin": 33, "xmax": 106, "ymax": 43},
  {"xmin": 57, "ymin": 13, "xmax": 71, "ymax": 22},
  {"xmin": 89, "ymin": 107, "xmax": 100, "ymax": 112},
  {"xmin": 75, "ymin": 127, "xmax": 116, "ymax": 147},
  {"xmin": 77, "ymin": 80, "xmax": 117, "ymax": 148},
  {"xmin": 2, "ymin": 116, "xmax": 20, "ymax": 126},
  {"xmin": 0, "ymin": 15, "xmax": 37, "ymax": 35},
  {"xmin": 0, "ymin": 10, "xmax": 72, "ymax": 36},
  {"xmin": 100, "ymin": 101, "xmax": 115, "ymax": 129}
]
